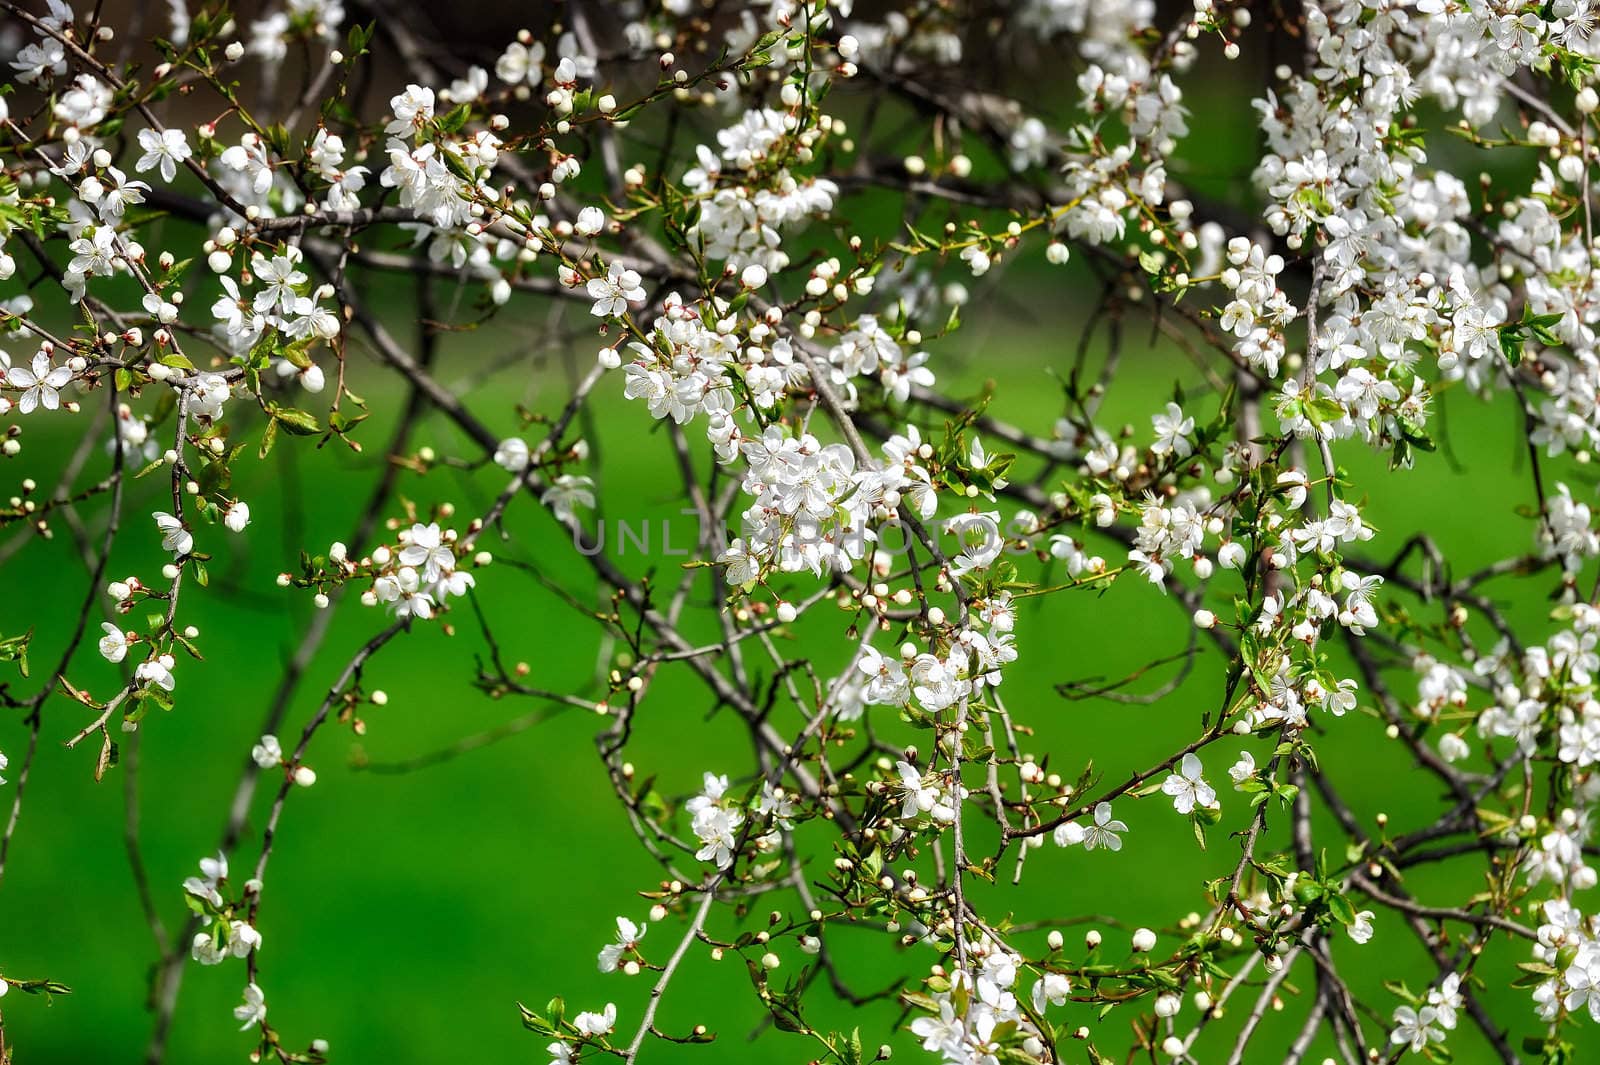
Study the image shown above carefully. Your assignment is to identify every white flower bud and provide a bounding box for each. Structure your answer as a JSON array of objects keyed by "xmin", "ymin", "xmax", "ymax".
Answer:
[{"xmin": 575, "ymin": 206, "xmax": 605, "ymax": 236}]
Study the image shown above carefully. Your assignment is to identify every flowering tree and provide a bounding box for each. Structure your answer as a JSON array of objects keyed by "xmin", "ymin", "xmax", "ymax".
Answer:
[{"xmin": 9, "ymin": 0, "xmax": 1600, "ymax": 1062}]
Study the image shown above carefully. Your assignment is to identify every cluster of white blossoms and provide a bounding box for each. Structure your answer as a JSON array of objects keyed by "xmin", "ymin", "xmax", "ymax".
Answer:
[
  {"xmin": 378, "ymin": 85, "xmax": 499, "ymax": 231},
  {"xmin": 855, "ymin": 620, "xmax": 1017, "ymax": 726},
  {"xmin": 684, "ymin": 109, "xmax": 840, "ymax": 275},
  {"xmin": 619, "ymin": 292, "xmax": 740, "ymax": 432},
  {"xmin": 723, "ymin": 426, "xmax": 874, "ymax": 580},
  {"xmin": 284, "ymin": 520, "xmax": 484, "ymax": 620},
  {"xmin": 1390, "ymin": 974, "xmax": 1465, "ymax": 1055},
  {"xmin": 685, "ymin": 771, "xmax": 745, "ymax": 869},
  {"xmin": 1015, "ymin": 0, "xmax": 1153, "ymax": 66},
  {"xmin": 1216, "ymin": 239, "xmax": 1295, "ymax": 379},
  {"xmin": 182, "ymin": 854, "xmax": 262, "ymax": 968},
  {"xmin": 209, "ymin": 244, "xmax": 342, "ymax": 370},
  {"xmin": 909, "ymin": 934, "xmax": 1044, "ymax": 1065}
]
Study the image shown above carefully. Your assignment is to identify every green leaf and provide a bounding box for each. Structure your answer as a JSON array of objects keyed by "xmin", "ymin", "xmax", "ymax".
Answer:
[
  {"xmin": 1498, "ymin": 326, "xmax": 1524, "ymax": 367},
  {"xmin": 9, "ymin": 978, "xmax": 71, "ymax": 998},
  {"xmin": 269, "ymin": 405, "xmax": 321, "ymax": 435},
  {"xmin": 244, "ymin": 329, "xmax": 280, "ymax": 371},
  {"xmin": 0, "ymin": 630, "xmax": 32, "ymax": 677},
  {"xmin": 1305, "ymin": 396, "xmax": 1345, "ymax": 426},
  {"xmin": 280, "ymin": 340, "xmax": 314, "ymax": 370},
  {"xmin": 517, "ymin": 1002, "xmax": 555, "ymax": 1036},
  {"xmin": 328, "ymin": 409, "xmax": 369, "ymax": 434},
  {"xmin": 346, "ymin": 21, "xmax": 374, "ymax": 57},
  {"xmin": 258, "ymin": 416, "xmax": 279, "ymax": 459},
  {"xmin": 440, "ymin": 147, "xmax": 477, "ymax": 184}
]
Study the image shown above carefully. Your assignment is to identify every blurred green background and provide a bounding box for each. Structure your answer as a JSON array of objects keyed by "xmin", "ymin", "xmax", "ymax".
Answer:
[
  {"xmin": 1, "ymin": 22, "xmax": 1591, "ymax": 1065},
  {"xmin": 1, "ymin": 303, "xmax": 1583, "ymax": 1065}
]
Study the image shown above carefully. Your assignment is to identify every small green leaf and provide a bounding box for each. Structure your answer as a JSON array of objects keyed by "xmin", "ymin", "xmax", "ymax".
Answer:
[{"xmin": 269, "ymin": 405, "xmax": 321, "ymax": 435}]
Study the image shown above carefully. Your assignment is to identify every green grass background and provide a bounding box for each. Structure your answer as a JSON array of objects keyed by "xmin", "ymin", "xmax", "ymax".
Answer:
[
  {"xmin": 0, "ymin": 302, "xmax": 1584, "ymax": 1065},
  {"xmin": 0, "ymin": 57, "xmax": 1590, "ymax": 1065}
]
